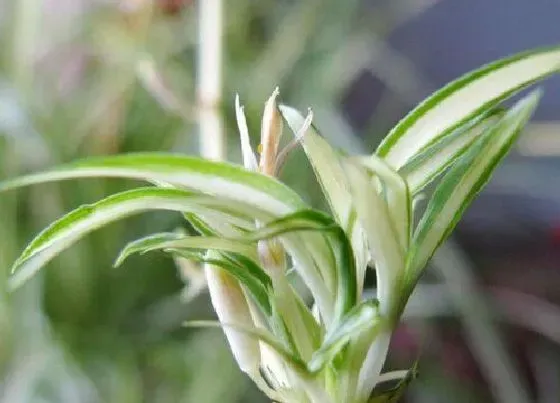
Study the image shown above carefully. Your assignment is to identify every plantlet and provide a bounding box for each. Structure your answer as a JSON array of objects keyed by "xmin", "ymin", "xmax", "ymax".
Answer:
[{"xmin": 1, "ymin": 47, "xmax": 559, "ymax": 402}]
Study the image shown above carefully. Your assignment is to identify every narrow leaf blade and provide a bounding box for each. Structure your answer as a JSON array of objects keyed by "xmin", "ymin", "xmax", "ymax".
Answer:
[
  {"xmin": 8, "ymin": 188, "xmax": 249, "ymax": 290},
  {"xmin": 343, "ymin": 161, "xmax": 404, "ymax": 314},
  {"xmin": 114, "ymin": 232, "xmax": 259, "ymax": 268},
  {"xmin": 172, "ymin": 249, "xmax": 273, "ymax": 316},
  {"xmin": 240, "ymin": 209, "xmax": 358, "ymax": 324},
  {"xmin": 353, "ymin": 155, "xmax": 411, "ymax": 252},
  {"xmin": 0, "ymin": 153, "xmax": 306, "ymax": 215},
  {"xmin": 279, "ymin": 105, "xmax": 369, "ymax": 291},
  {"xmin": 408, "ymin": 90, "xmax": 542, "ymax": 282},
  {"xmin": 377, "ymin": 46, "xmax": 560, "ymax": 169},
  {"xmin": 401, "ymin": 109, "xmax": 505, "ymax": 194}
]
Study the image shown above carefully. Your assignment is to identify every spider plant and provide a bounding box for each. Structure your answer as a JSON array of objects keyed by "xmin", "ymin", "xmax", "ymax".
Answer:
[{"xmin": 1, "ymin": 47, "xmax": 559, "ymax": 403}]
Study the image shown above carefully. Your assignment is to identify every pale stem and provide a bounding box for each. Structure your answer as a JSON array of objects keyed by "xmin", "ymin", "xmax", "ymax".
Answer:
[
  {"xmin": 11, "ymin": 0, "xmax": 42, "ymax": 96},
  {"xmin": 197, "ymin": 0, "xmax": 225, "ymax": 161},
  {"xmin": 196, "ymin": 0, "xmax": 268, "ymax": 392}
]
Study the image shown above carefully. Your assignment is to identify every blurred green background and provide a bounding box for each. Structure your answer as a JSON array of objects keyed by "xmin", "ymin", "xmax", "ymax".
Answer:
[{"xmin": 1, "ymin": 1, "xmax": 560, "ymax": 402}]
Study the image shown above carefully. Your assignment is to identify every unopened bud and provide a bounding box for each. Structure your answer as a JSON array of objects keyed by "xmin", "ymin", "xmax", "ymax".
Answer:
[{"xmin": 259, "ymin": 88, "xmax": 283, "ymax": 176}]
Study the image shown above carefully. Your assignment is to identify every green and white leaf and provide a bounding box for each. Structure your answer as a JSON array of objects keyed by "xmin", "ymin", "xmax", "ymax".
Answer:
[
  {"xmin": 114, "ymin": 232, "xmax": 259, "ymax": 267},
  {"xmin": 352, "ymin": 155, "xmax": 411, "ymax": 251},
  {"xmin": 116, "ymin": 232, "xmax": 275, "ymax": 314},
  {"xmin": 279, "ymin": 105, "xmax": 353, "ymax": 230},
  {"xmin": 0, "ymin": 153, "xmax": 306, "ymax": 215},
  {"xmin": 178, "ymin": 249, "xmax": 274, "ymax": 316},
  {"xmin": 0, "ymin": 153, "xmax": 340, "ymax": 322},
  {"xmin": 343, "ymin": 161, "xmax": 404, "ymax": 315},
  {"xmin": 376, "ymin": 46, "xmax": 560, "ymax": 169},
  {"xmin": 279, "ymin": 105, "xmax": 369, "ymax": 290},
  {"xmin": 238, "ymin": 209, "xmax": 358, "ymax": 325},
  {"xmin": 307, "ymin": 299, "xmax": 380, "ymax": 373},
  {"xmin": 8, "ymin": 187, "xmax": 251, "ymax": 290},
  {"xmin": 407, "ymin": 90, "xmax": 542, "ymax": 285},
  {"xmin": 400, "ymin": 109, "xmax": 505, "ymax": 194}
]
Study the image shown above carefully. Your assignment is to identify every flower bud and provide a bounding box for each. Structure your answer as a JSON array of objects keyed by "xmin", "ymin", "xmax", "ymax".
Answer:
[{"xmin": 259, "ymin": 88, "xmax": 283, "ymax": 176}]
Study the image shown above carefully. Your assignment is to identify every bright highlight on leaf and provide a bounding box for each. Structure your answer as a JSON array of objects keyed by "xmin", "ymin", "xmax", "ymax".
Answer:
[{"xmin": 1, "ymin": 46, "xmax": 558, "ymax": 403}]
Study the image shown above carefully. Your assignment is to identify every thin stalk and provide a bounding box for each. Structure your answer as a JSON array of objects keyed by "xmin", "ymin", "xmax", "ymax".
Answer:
[
  {"xmin": 196, "ymin": 0, "xmax": 226, "ymax": 334},
  {"xmin": 195, "ymin": 0, "xmax": 265, "ymax": 390},
  {"xmin": 197, "ymin": 0, "xmax": 225, "ymax": 161}
]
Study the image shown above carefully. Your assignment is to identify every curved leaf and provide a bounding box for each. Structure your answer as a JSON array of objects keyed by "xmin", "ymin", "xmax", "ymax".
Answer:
[
  {"xmin": 407, "ymin": 91, "xmax": 541, "ymax": 285},
  {"xmin": 377, "ymin": 46, "xmax": 560, "ymax": 169},
  {"xmin": 0, "ymin": 153, "xmax": 306, "ymax": 215},
  {"xmin": 114, "ymin": 232, "xmax": 259, "ymax": 267},
  {"xmin": 353, "ymin": 156, "xmax": 411, "ymax": 252},
  {"xmin": 7, "ymin": 187, "xmax": 253, "ymax": 290},
  {"xmin": 171, "ymin": 249, "xmax": 272, "ymax": 316},
  {"xmin": 1, "ymin": 154, "xmax": 340, "ymax": 332},
  {"xmin": 279, "ymin": 105, "xmax": 353, "ymax": 229},
  {"xmin": 115, "ymin": 232, "xmax": 274, "ymax": 315}
]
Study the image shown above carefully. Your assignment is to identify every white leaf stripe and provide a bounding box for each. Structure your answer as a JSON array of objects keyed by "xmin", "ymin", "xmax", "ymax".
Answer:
[
  {"xmin": 279, "ymin": 105, "xmax": 351, "ymax": 227},
  {"xmin": 401, "ymin": 109, "xmax": 504, "ymax": 194},
  {"xmin": 0, "ymin": 150, "xmax": 343, "ymax": 329},
  {"xmin": 408, "ymin": 91, "xmax": 541, "ymax": 281},
  {"xmin": 377, "ymin": 46, "xmax": 560, "ymax": 169},
  {"xmin": 0, "ymin": 153, "xmax": 306, "ymax": 215}
]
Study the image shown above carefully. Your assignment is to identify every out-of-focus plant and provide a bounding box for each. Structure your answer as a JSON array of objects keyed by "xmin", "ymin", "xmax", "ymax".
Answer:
[{"xmin": 1, "ymin": 47, "xmax": 559, "ymax": 403}]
